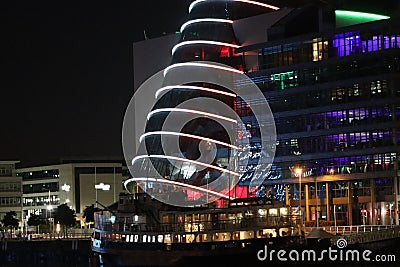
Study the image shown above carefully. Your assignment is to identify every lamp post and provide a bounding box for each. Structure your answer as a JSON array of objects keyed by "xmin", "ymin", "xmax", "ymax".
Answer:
[
  {"xmin": 47, "ymin": 205, "xmax": 53, "ymax": 235},
  {"xmin": 295, "ymin": 168, "xmax": 303, "ymax": 232},
  {"xmin": 334, "ymin": 204, "xmax": 337, "ymax": 233}
]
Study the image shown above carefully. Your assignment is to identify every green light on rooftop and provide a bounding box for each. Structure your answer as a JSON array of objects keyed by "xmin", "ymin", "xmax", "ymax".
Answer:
[{"xmin": 335, "ymin": 10, "xmax": 390, "ymax": 27}]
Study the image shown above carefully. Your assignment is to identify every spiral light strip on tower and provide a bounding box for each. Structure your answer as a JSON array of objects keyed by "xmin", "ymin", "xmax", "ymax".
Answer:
[{"xmin": 125, "ymin": 0, "xmax": 280, "ymax": 206}]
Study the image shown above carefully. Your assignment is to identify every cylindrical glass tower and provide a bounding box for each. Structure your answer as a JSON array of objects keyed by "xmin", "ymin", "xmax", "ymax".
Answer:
[{"xmin": 125, "ymin": 0, "xmax": 279, "ymax": 207}]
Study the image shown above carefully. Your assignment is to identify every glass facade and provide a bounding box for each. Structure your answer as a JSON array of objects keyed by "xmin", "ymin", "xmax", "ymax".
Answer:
[
  {"xmin": 130, "ymin": 1, "xmax": 399, "ymax": 225},
  {"xmin": 23, "ymin": 195, "xmax": 60, "ymax": 207},
  {"xmin": 17, "ymin": 169, "xmax": 59, "ymax": 180},
  {"xmin": 128, "ymin": 1, "xmax": 281, "ymax": 206},
  {"xmin": 237, "ymin": 8, "xmax": 400, "ymax": 225}
]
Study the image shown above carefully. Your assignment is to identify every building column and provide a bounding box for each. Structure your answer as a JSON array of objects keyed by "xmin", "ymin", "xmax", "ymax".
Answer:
[
  {"xmin": 285, "ymin": 185, "xmax": 289, "ymax": 206},
  {"xmin": 348, "ymin": 181, "xmax": 353, "ymax": 226},
  {"xmin": 370, "ymin": 178, "xmax": 376, "ymax": 225},
  {"xmin": 326, "ymin": 182, "xmax": 331, "ymax": 221},
  {"xmin": 392, "ymin": 101, "xmax": 399, "ymax": 225},
  {"xmin": 305, "ymin": 184, "xmax": 310, "ymax": 222}
]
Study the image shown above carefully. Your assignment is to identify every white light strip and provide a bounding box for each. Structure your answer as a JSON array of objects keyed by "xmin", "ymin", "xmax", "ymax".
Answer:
[
  {"xmin": 180, "ymin": 18, "xmax": 234, "ymax": 32},
  {"xmin": 189, "ymin": 0, "xmax": 280, "ymax": 13},
  {"xmin": 124, "ymin": 177, "xmax": 230, "ymax": 199},
  {"xmin": 140, "ymin": 131, "xmax": 239, "ymax": 150},
  {"xmin": 155, "ymin": 85, "xmax": 236, "ymax": 99},
  {"xmin": 132, "ymin": 155, "xmax": 240, "ymax": 177},
  {"xmin": 164, "ymin": 62, "xmax": 244, "ymax": 76},
  {"xmin": 172, "ymin": 40, "xmax": 240, "ymax": 55},
  {"xmin": 189, "ymin": 0, "xmax": 206, "ymax": 12},
  {"xmin": 147, "ymin": 108, "xmax": 237, "ymax": 124}
]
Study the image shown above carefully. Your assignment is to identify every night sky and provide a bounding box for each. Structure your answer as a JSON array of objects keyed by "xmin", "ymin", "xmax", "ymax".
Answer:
[
  {"xmin": 1, "ymin": 0, "xmax": 398, "ymax": 168},
  {"xmin": 1, "ymin": 1, "xmax": 192, "ymax": 167}
]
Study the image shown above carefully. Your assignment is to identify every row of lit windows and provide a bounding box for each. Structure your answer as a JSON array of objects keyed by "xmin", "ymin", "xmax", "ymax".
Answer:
[
  {"xmin": 275, "ymin": 105, "xmax": 397, "ymax": 134},
  {"xmin": 263, "ymin": 177, "xmax": 395, "ymax": 211},
  {"xmin": 23, "ymin": 195, "xmax": 60, "ymax": 207},
  {"xmin": 288, "ymin": 178, "xmax": 393, "ymax": 201},
  {"xmin": 248, "ymin": 55, "xmax": 399, "ymax": 93},
  {"xmin": 290, "ymin": 153, "xmax": 397, "ymax": 177},
  {"xmin": 239, "ymin": 153, "xmax": 398, "ymax": 184},
  {"xmin": 252, "ymin": 32, "xmax": 400, "ymax": 71},
  {"xmin": 332, "ymin": 34, "xmax": 400, "ymax": 57},
  {"xmin": 17, "ymin": 169, "xmax": 60, "ymax": 181},
  {"xmin": 263, "ymin": 80, "xmax": 393, "ymax": 113},
  {"xmin": 343, "ymin": 79, "xmax": 386, "ymax": 100},
  {"xmin": 22, "ymin": 182, "xmax": 59, "ymax": 194},
  {"xmin": 257, "ymin": 38, "xmax": 329, "ymax": 69},
  {"xmin": 276, "ymin": 130, "xmax": 394, "ymax": 157}
]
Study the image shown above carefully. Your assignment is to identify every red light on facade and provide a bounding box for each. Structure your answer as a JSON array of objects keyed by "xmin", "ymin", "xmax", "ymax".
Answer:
[{"xmin": 220, "ymin": 46, "xmax": 231, "ymax": 58}]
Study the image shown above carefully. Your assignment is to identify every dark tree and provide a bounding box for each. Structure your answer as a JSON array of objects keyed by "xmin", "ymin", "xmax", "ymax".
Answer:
[
  {"xmin": 1, "ymin": 211, "xmax": 19, "ymax": 230},
  {"xmin": 27, "ymin": 214, "xmax": 47, "ymax": 234},
  {"xmin": 83, "ymin": 204, "xmax": 101, "ymax": 227},
  {"xmin": 54, "ymin": 204, "xmax": 76, "ymax": 235},
  {"xmin": 27, "ymin": 214, "xmax": 47, "ymax": 227}
]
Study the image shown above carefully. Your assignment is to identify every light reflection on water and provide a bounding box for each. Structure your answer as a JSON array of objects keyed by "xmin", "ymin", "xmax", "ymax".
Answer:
[{"xmin": 2, "ymin": 242, "xmax": 399, "ymax": 267}]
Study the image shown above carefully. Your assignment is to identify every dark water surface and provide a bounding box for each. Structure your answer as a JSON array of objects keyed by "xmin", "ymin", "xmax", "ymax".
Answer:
[{"xmin": 1, "ymin": 239, "xmax": 399, "ymax": 267}]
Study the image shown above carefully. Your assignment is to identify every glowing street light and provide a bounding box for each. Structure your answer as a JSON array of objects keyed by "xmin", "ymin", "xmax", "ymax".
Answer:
[
  {"xmin": 56, "ymin": 223, "xmax": 61, "ymax": 234},
  {"xmin": 46, "ymin": 204, "xmax": 54, "ymax": 234},
  {"xmin": 294, "ymin": 168, "xmax": 303, "ymax": 232}
]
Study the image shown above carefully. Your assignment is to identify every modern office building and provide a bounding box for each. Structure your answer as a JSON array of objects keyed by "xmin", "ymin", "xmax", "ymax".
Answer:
[
  {"xmin": 16, "ymin": 161, "xmax": 124, "ymax": 227},
  {"xmin": 0, "ymin": 161, "xmax": 22, "ymax": 229},
  {"xmin": 239, "ymin": 3, "xmax": 400, "ymax": 227},
  {"xmin": 129, "ymin": 0, "xmax": 400, "ymax": 226}
]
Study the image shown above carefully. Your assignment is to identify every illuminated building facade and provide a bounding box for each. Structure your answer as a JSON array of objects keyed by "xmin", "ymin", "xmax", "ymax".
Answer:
[
  {"xmin": 0, "ymin": 161, "xmax": 22, "ymax": 229},
  {"xmin": 130, "ymin": 1, "xmax": 400, "ymax": 226},
  {"xmin": 16, "ymin": 162, "xmax": 123, "ymax": 229},
  {"xmin": 239, "ymin": 3, "xmax": 400, "ymax": 226}
]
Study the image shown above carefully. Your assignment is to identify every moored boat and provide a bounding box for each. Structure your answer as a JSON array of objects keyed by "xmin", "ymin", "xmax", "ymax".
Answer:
[{"xmin": 91, "ymin": 192, "xmax": 302, "ymax": 266}]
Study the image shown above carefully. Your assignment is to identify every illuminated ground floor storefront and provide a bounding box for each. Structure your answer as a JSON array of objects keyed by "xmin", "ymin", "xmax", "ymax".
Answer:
[{"xmin": 262, "ymin": 174, "xmax": 400, "ymax": 226}]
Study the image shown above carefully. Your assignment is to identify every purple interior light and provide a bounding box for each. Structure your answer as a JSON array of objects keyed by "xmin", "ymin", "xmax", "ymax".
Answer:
[{"xmin": 333, "ymin": 33, "xmax": 398, "ymax": 57}]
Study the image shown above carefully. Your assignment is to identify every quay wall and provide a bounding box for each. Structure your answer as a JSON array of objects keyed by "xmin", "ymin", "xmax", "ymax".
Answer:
[{"xmin": 0, "ymin": 239, "xmax": 93, "ymax": 266}]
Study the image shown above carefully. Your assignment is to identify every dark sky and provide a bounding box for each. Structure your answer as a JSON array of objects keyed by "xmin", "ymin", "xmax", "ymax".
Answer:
[
  {"xmin": 0, "ymin": 1, "xmax": 192, "ymax": 167},
  {"xmin": 1, "ymin": 0, "xmax": 398, "ymax": 168}
]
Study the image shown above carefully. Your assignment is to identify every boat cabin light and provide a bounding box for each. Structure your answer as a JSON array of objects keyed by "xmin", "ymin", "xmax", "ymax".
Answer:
[{"xmin": 269, "ymin": 209, "xmax": 278, "ymax": 216}]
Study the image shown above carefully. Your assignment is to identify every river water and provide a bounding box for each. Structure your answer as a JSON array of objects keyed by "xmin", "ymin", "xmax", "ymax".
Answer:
[{"xmin": 1, "ymin": 240, "xmax": 399, "ymax": 267}]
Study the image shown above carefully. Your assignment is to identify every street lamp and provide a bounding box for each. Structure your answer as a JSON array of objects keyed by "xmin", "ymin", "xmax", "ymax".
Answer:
[
  {"xmin": 294, "ymin": 168, "xmax": 303, "ymax": 232},
  {"xmin": 47, "ymin": 205, "xmax": 54, "ymax": 234}
]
